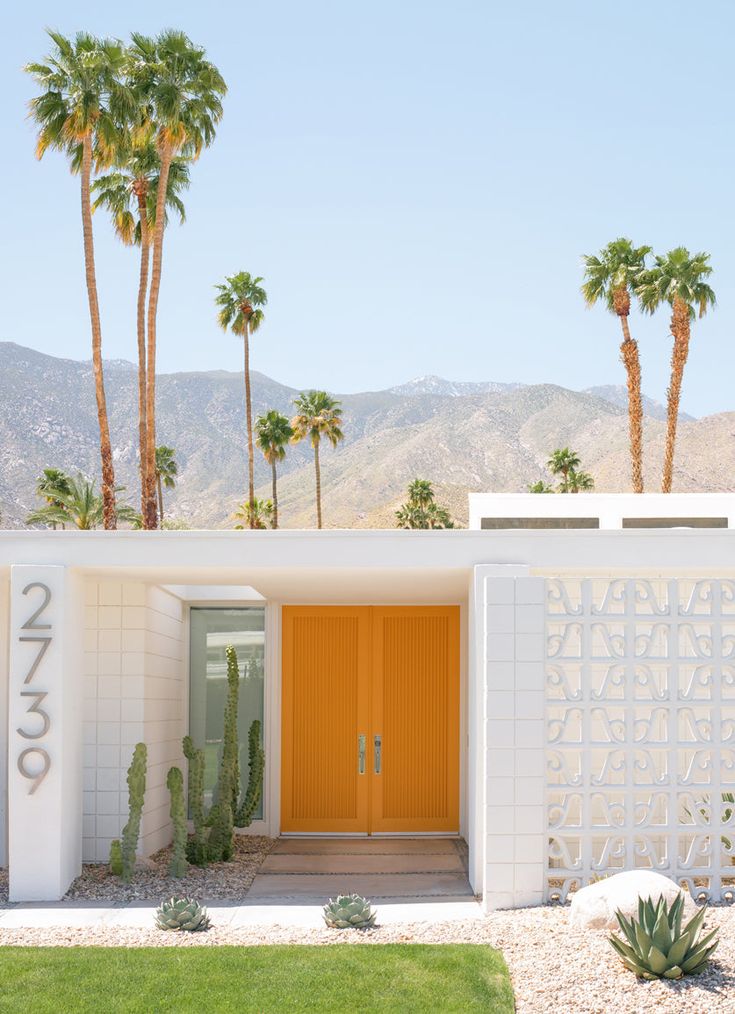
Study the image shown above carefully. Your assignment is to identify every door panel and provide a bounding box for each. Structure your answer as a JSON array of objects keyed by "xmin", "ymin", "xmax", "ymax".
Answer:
[
  {"xmin": 281, "ymin": 606, "xmax": 460, "ymax": 834},
  {"xmin": 371, "ymin": 607, "xmax": 460, "ymax": 833},
  {"xmin": 281, "ymin": 607, "xmax": 370, "ymax": 833}
]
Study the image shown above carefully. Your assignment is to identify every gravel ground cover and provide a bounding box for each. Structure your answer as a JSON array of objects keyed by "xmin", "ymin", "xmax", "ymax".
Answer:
[
  {"xmin": 62, "ymin": 836, "xmax": 275, "ymax": 902},
  {"xmin": 0, "ymin": 904, "xmax": 732, "ymax": 1013}
]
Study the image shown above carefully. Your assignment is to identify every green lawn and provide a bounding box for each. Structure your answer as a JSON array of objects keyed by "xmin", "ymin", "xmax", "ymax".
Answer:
[{"xmin": 0, "ymin": 944, "xmax": 513, "ymax": 1013}]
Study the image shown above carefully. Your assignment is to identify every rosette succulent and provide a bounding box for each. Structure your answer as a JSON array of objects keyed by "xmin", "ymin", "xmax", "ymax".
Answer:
[
  {"xmin": 610, "ymin": 894, "xmax": 718, "ymax": 980},
  {"xmin": 155, "ymin": 897, "xmax": 211, "ymax": 932},
  {"xmin": 323, "ymin": 894, "xmax": 377, "ymax": 930}
]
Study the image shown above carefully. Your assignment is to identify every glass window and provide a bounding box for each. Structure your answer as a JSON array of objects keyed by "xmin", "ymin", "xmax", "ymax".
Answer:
[{"xmin": 189, "ymin": 607, "xmax": 265, "ymax": 820}]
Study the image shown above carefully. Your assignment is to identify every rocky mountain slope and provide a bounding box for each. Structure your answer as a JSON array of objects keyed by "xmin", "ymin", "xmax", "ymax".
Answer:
[{"xmin": 0, "ymin": 342, "xmax": 732, "ymax": 529}]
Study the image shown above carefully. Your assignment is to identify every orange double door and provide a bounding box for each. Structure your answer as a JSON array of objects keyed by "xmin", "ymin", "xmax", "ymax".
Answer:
[{"xmin": 281, "ymin": 606, "xmax": 460, "ymax": 834}]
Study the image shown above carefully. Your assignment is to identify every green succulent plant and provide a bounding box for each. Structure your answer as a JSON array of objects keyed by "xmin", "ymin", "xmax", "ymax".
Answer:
[
  {"xmin": 155, "ymin": 897, "xmax": 211, "ymax": 932},
  {"xmin": 323, "ymin": 894, "xmax": 377, "ymax": 930},
  {"xmin": 610, "ymin": 894, "xmax": 718, "ymax": 980}
]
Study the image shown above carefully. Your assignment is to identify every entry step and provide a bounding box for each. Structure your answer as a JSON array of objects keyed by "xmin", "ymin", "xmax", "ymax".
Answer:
[{"xmin": 261, "ymin": 853, "xmax": 464, "ymax": 875}]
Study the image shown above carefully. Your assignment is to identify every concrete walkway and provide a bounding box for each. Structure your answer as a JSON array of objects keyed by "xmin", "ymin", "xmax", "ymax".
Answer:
[
  {"xmin": 0, "ymin": 837, "xmax": 481, "ymax": 929},
  {"xmin": 0, "ymin": 898, "xmax": 482, "ymax": 929}
]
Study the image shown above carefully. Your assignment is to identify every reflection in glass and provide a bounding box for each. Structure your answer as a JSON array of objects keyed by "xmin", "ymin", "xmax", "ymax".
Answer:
[{"xmin": 189, "ymin": 607, "xmax": 265, "ymax": 819}]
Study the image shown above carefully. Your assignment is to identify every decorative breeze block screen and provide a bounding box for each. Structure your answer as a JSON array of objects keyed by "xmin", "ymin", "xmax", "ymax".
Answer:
[{"xmin": 545, "ymin": 578, "xmax": 735, "ymax": 903}]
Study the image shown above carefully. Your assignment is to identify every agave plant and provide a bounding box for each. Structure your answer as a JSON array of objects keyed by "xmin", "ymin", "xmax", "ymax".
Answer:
[
  {"xmin": 323, "ymin": 894, "xmax": 377, "ymax": 930},
  {"xmin": 610, "ymin": 895, "xmax": 718, "ymax": 980},
  {"xmin": 155, "ymin": 897, "xmax": 211, "ymax": 932}
]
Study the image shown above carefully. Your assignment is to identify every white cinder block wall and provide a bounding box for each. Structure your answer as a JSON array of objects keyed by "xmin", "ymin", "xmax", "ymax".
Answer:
[
  {"xmin": 478, "ymin": 566, "xmax": 547, "ymax": 912},
  {"xmin": 83, "ymin": 582, "xmax": 185, "ymax": 862}
]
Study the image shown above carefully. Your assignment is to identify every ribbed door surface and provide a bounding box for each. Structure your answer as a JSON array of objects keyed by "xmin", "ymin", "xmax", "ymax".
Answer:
[
  {"xmin": 281, "ymin": 606, "xmax": 459, "ymax": 833},
  {"xmin": 371, "ymin": 607, "xmax": 460, "ymax": 833},
  {"xmin": 281, "ymin": 607, "xmax": 370, "ymax": 833}
]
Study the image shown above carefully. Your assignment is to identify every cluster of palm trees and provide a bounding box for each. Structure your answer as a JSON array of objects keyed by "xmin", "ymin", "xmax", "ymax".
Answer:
[
  {"xmin": 27, "ymin": 452, "xmax": 179, "ymax": 530},
  {"xmin": 529, "ymin": 449, "xmax": 594, "ymax": 494},
  {"xmin": 26, "ymin": 29, "xmax": 226, "ymax": 530},
  {"xmin": 395, "ymin": 479, "xmax": 454, "ymax": 528},
  {"xmin": 214, "ymin": 270, "xmax": 345, "ymax": 529},
  {"xmin": 582, "ymin": 239, "xmax": 715, "ymax": 493}
]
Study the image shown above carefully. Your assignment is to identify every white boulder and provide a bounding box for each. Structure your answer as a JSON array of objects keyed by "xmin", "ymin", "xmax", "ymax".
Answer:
[{"xmin": 569, "ymin": 870, "xmax": 698, "ymax": 930}]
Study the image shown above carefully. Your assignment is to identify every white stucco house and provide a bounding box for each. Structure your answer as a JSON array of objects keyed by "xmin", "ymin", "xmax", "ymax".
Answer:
[{"xmin": 1, "ymin": 493, "xmax": 734, "ymax": 909}]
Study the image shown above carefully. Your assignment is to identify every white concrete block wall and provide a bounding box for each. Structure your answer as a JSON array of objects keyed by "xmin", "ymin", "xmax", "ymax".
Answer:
[
  {"xmin": 479, "ymin": 566, "xmax": 546, "ymax": 912},
  {"xmin": 0, "ymin": 575, "xmax": 8, "ymax": 868},
  {"xmin": 83, "ymin": 582, "xmax": 184, "ymax": 862}
]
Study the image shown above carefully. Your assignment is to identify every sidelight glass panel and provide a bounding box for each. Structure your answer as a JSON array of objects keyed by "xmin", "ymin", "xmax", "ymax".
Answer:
[{"xmin": 189, "ymin": 607, "xmax": 265, "ymax": 819}]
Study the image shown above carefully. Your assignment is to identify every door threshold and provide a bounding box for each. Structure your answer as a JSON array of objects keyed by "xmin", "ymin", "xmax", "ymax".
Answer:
[
  {"xmin": 279, "ymin": 832, "xmax": 460, "ymax": 839},
  {"xmin": 280, "ymin": 833, "xmax": 369, "ymax": 838},
  {"xmin": 370, "ymin": 832, "xmax": 461, "ymax": 838}
]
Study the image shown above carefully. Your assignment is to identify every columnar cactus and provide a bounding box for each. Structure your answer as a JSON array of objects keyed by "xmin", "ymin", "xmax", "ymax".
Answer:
[
  {"xmin": 207, "ymin": 646, "xmax": 241, "ymax": 861},
  {"xmin": 167, "ymin": 766, "xmax": 188, "ymax": 878},
  {"xmin": 109, "ymin": 838, "xmax": 123, "ymax": 876},
  {"xmin": 183, "ymin": 735, "xmax": 207, "ymax": 866},
  {"xmin": 121, "ymin": 742, "xmax": 147, "ymax": 882},
  {"xmin": 235, "ymin": 719, "xmax": 265, "ymax": 827}
]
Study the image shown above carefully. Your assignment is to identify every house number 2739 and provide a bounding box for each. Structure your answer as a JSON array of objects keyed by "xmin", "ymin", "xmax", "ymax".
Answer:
[{"xmin": 16, "ymin": 582, "xmax": 53, "ymax": 794}]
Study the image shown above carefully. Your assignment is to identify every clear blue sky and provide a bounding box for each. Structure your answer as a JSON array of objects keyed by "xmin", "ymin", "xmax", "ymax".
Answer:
[{"xmin": 2, "ymin": 1, "xmax": 733, "ymax": 415}]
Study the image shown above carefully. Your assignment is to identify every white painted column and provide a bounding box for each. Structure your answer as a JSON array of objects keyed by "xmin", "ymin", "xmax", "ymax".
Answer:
[
  {"xmin": 474, "ymin": 565, "xmax": 547, "ymax": 912},
  {"xmin": 8, "ymin": 565, "xmax": 83, "ymax": 901},
  {"xmin": 0, "ymin": 574, "xmax": 9, "ymax": 868}
]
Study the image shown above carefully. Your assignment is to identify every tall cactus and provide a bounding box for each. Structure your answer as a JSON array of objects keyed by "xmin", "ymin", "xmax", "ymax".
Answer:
[
  {"xmin": 207, "ymin": 645, "xmax": 241, "ymax": 861},
  {"xmin": 167, "ymin": 766, "xmax": 188, "ymax": 878},
  {"xmin": 121, "ymin": 742, "xmax": 147, "ymax": 882},
  {"xmin": 109, "ymin": 838, "xmax": 123, "ymax": 876},
  {"xmin": 183, "ymin": 735, "xmax": 207, "ymax": 866},
  {"xmin": 235, "ymin": 719, "xmax": 265, "ymax": 827}
]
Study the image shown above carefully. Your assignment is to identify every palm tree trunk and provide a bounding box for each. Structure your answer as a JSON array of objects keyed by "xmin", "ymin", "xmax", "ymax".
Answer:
[
  {"xmin": 143, "ymin": 141, "xmax": 173, "ymax": 529},
  {"xmin": 81, "ymin": 132, "xmax": 116, "ymax": 530},
  {"xmin": 135, "ymin": 186, "xmax": 150, "ymax": 518},
  {"xmin": 157, "ymin": 474, "xmax": 164, "ymax": 527},
  {"xmin": 243, "ymin": 322, "xmax": 255, "ymax": 527},
  {"xmin": 271, "ymin": 460, "xmax": 278, "ymax": 529},
  {"xmin": 314, "ymin": 441, "xmax": 322, "ymax": 529},
  {"xmin": 662, "ymin": 296, "xmax": 690, "ymax": 493},
  {"xmin": 618, "ymin": 314, "xmax": 644, "ymax": 494}
]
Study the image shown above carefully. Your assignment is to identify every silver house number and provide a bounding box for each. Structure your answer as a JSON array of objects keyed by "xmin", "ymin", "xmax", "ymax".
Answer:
[{"xmin": 17, "ymin": 582, "xmax": 52, "ymax": 794}]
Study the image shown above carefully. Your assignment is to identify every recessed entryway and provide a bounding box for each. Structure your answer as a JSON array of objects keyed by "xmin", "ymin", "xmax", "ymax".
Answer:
[
  {"xmin": 247, "ymin": 837, "xmax": 473, "ymax": 901},
  {"xmin": 280, "ymin": 606, "xmax": 460, "ymax": 834}
]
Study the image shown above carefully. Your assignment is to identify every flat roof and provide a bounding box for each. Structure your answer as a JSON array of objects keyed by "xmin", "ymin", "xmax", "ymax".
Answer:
[{"xmin": 0, "ymin": 529, "xmax": 734, "ymax": 595}]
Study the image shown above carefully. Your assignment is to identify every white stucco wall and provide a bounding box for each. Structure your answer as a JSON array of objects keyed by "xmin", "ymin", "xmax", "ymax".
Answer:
[{"xmin": 83, "ymin": 582, "xmax": 184, "ymax": 862}]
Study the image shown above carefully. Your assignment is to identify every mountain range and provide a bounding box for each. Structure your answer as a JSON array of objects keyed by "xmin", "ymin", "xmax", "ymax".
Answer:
[{"xmin": 0, "ymin": 341, "xmax": 732, "ymax": 529}]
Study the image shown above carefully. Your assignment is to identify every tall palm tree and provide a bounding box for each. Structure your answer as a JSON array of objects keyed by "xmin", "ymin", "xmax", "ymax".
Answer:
[
  {"xmin": 291, "ymin": 392, "xmax": 344, "ymax": 529},
  {"xmin": 547, "ymin": 448, "xmax": 581, "ymax": 492},
  {"xmin": 215, "ymin": 273, "xmax": 267, "ymax": 525},
  {"xmin": 92, "ymin": 147, "xmax": 189, "ymax": 515},
  {"xmin": 255, "ymin": 410, "xmax": 293, "ymax": 529},
  {"xmin": 154, "ymin": 445, "xmax": 178, "ymax": 527},
  {"xmin": 26, "ymin": 474, "xmax": 139, "ymax": 530},
  {"xmin": 581, "ymin": 238, "xmax": 651, "ymax": 493},
  {"xmin": 638, "ymin": 248, "xmax": 716, "ymax": 492},
  {"xmin": 26, "ymin": 31, "xmax": 133, "ymax": 529},
  {"xmin": 127, "ymin": 30, "xmax": 226, "ymax": 529}
]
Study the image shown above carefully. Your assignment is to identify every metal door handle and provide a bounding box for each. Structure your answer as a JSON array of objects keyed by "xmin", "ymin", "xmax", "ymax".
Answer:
[
  {"xmin": 374, "ymin": 734, "xmax": 381, "ymax": 774},
  {"xmin": 358, "ymin": 734, "xmax": 366, "ymax": 774}
]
